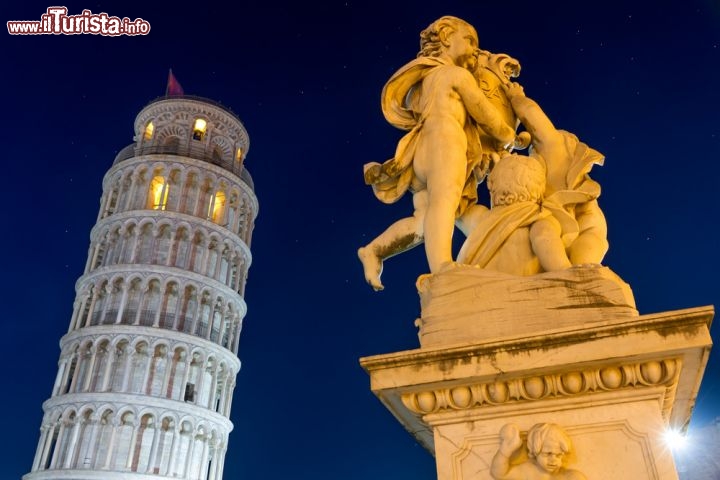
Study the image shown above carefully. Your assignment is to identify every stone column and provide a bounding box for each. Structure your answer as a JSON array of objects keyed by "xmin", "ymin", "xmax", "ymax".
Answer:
[
  {"xmin": 199, "ymin": 434, "xmax": 211, "ymax": 479},
  {"xmin": 83, "ymin": 288, "xmax": 100, "ymax": 328},
  {"xmin": 81, "ymin": 345, "xmax": 99, "ymax": 392},
  {"xmin": 182, "ymin": 431, "xmax": 197, "ymax": 478},
  {"xmin": 145, "ymin": 421, "xmax": 161, "ymax": 474},
  {"xmin": 68, "ymin": 298, "xmax": 81, "ymax": 333},
  {"xmin": 46, "ymin": 421, "xmax": 63, "ymax": 469},
  {"xmin": 120, "ymin": 345, "xmax": 134, "ymax": 392},
  {"xmin": 207, "ymin": 361, "xmax": 219, "ymax": 410},
  {"xmin": 140, "ymin": 347, "xmax": 155, "ymax": 393},
  {"xmin": 163, "ymin": 425, "xmax": 180, "ymax": 476},
  {"xmin": 83, "ymin": 414, "xmax": 101, "ymax": 468},
  {"xmin": 125, "ymin": 421, "xmax": 140, "ymax": 469},
  {"xmin": 195, "ymin": 356, "xmax": 208, "ymax": 406},
  {"xmin": 161, "ymin": 348, "xmax": 175, "ymax": 397},
  {"xmin": 190, "ymin": 295, "xmax": 204, "ymax": 336},
  {"xmin": 97, "ymin": 283, "xmax": 113, "ymax": 325},
  {"xmin": 133, "ymin": 283, "xmax": 146, "ymax": 325},
  {"xmin": 68, "ymin": 351, "xmax": 84, "ymax": 393},
  {"xmin": 51, "ymin": 360, "xmax": 67, "ymax": 396},
  {"xmin": 100, "ymin": 346, "xmax": 116, "ymax": 391},
  {"xmin": 115, "ymin": 283, "xmax": 130, "ymax": 324},
  {"xmin": 225, "ymin": 380, "xmax": 236, "ymax": 417},
  {"xmin": 31, "ymin": 425, "xmax": 49, "ymax": 471},
  {"xmin": 102, "ymin": 419, "xmax": 118, "ymax": 469},
  {"xmin": 62, "ymin": 417, "xmax": 82, "ymax": 469},
  {"xmin": 181, "ymin": 354, "xmax": 194, "ymax": 401}
]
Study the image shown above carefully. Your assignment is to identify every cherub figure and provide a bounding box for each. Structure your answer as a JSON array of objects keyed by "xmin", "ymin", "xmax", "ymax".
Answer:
[
  {"xmin": 456, "ymin": 153, "xmax": 574, "ymax": 274},
  {"xmin": 491, "ymin": 423, "xmax": 587, "ymax": 480},
  {"xmin": 504, "ymin": 82, "xmax": 608, "ymax": 265},
  {"xmin": 358, "ymin": 16, "xmax": 522, "ymax": 290}
]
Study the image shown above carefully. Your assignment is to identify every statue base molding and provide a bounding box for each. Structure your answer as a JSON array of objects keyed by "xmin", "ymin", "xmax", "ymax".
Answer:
[
  {"xmin": 417, "ymin": 265, "xmax": 638, "ymax": 348},
  {"xmin": 361, "ymin": 305, "xmax": 713, "ymax": 479}
]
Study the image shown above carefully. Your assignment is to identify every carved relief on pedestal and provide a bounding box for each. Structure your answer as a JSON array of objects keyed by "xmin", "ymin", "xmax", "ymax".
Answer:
[
  {"xmin": 490, "ymin": 423, "xmax": 587, "ymax": 480},
  {"xmin": 401, "ymin": 358, "xmax": 680, "ymax": 419}
]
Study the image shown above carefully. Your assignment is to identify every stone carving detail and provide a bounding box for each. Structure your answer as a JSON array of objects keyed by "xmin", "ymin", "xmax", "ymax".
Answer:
[
  {"xmin": 491, "ymin": 423, "xmax": 587, "ymax": 479},
  {"xmin": 457, "ymin": 82, "xmax": 608, "ymax": 275},
  {"xmin": 211, "ymin": 135, "xmax": 234, "ymax": 159},
  {"xmin": 135, "ymin": 99, "xmax": 250, "ymax": 151},
  {"xmin": 358, "ymin": 15, "xmax": 523, "ymax": 290},
  {"xmin": 358, "ymin": 15, "xmax": 610, "ymax": 287},
  {"xmin": 401, "ymin": 358, "xmax": 679, "ymax": 416},
  {"xmin": 156, "ymin": 124, "xmax": 188, "ymax": 143}
]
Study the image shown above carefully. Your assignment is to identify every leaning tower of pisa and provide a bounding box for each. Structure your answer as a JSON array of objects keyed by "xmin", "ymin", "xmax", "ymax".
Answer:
[{"xmin": 25, "ymin": 95, "xmax": 258, "ymax": 480}]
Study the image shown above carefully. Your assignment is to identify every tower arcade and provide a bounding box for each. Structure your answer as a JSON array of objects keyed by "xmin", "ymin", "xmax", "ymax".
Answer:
[{"xmin": 25, "ymin": 95, "xmax": 258, "ymax": 480}]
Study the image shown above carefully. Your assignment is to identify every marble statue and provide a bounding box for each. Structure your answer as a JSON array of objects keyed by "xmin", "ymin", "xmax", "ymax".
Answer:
[
  {"xmin": 457, "ymin": 83, "xmax": 608, "ymax": 273},
  {"xmin": 491, "ymin": 423, "xmax": 587, "ymax": 480},
  {"xmin": 358, "ymin": 16, "xmax": 525, "ymax": 290},
  {"xmin": 456, "ymin": 153, "xmax": 573, "ymax": 274},
  {"xmin": 357, "ymin": 19, "xmax": 710, "ymax": 480},
  {"xmin": 504, "ymin": 82, "xmax": 608, "ymax": 266}
]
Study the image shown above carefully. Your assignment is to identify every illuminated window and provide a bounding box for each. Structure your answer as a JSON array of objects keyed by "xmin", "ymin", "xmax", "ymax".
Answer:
[
  {"xmin": 148, "ymin": 176, "xmax": 169, "ymax": 210},
  {"xmin": 235, "ymin": 147, "xmax": 243, "ymax": 161},
  {"xmin": 144, "ymin": 121, "xmax": 154, "ymax": 140},
  {"xmin": 207, "ymin": 191, "xmax": 226, "ymax": 223},
  {"xmin": 192, "ymin": 118, "xmax": 207, "ymax": 141}
]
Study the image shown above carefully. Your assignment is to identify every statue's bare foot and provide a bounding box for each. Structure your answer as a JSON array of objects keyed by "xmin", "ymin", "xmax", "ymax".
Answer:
[{"xmin": 358, "ymin": 246, "xmax": 384, "ymax": 291}]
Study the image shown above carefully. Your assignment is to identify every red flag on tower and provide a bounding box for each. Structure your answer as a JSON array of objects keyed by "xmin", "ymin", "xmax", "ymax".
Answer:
[{"xmin": 166, "ymin": 69, "xmax": 184, "ymax": 96}]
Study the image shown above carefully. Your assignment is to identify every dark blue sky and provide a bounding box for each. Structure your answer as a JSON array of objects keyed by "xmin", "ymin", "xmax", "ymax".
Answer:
[{"xmin": 4, "ymin": 1, "xmax": 720, "ymax": 478}]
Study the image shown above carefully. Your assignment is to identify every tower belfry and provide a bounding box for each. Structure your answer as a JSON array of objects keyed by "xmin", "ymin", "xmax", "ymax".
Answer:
[{"xmin": 25, "ymin": 94, "xmax": 258, "ymax": 479}]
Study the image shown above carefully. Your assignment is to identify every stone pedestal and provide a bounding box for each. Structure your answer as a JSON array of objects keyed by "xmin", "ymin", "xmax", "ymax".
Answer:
[{"xmin": 360, "ymin": 268, "xmax": 713, "ymax": 480}]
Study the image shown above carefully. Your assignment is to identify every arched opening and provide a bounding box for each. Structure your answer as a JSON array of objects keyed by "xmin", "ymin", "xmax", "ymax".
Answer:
[
  {"xmin": 144, "ymin": 121, "xmax": 154, "ymax": 140},
  {"xmin": 147, "ymin": 176, "xmax": 169, "ymax": 210},
  {"xmin": 207, "ymin": 190, "xmax": 226, "ymax": 224},
  {"xmin": 192, "ymin": 118, "xmax": 207, "ymax": 141}
]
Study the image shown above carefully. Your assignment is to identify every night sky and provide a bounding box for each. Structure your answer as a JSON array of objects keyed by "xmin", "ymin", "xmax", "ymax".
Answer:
[{"xmin": 4, "ymin": 1, "xmax": 720, "ymax": 478}]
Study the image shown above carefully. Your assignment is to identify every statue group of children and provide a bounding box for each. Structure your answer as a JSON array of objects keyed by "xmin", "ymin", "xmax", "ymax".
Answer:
[{"xmin": 359, "ymin": 16, "xmax": 608, "ymax": 291}]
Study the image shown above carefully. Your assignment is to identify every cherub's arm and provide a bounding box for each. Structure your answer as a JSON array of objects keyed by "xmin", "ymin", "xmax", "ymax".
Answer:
[
  {"xmin": 490, "ymin": 451, "xmax": 517, "ymax": 480},
  {"xmin": 504, "ymin": 82, "xmax": 564, "ymax": 152},
  {"xmin": 452, "ymin": 66, "xmax": 517, "ymax": 146},
  {"xmin": 490, "ymin": 424, "xmax": 525, "ymax": 480}
]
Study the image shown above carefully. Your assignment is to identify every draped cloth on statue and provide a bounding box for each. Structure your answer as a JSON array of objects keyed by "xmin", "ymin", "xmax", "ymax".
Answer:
[
  {"xmin": 457, "ymin": 140, "xmax": 602, "ymax": 268},
  {"xmin": 363, "ymin": 56, "xmax": 487, "ymax": 216},
  {"xmin": 558, "ymin": 132, "xmax": 604, "ymax": 193},
  {"xmin": 456, "ymin": 200, "xmax": 577, "ymax": 267}
]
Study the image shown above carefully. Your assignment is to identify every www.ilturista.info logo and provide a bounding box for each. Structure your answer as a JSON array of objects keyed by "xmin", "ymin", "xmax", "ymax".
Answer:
[{"xmin": 7, "ymin": 7, "xmax": 150, "ymax": 36}]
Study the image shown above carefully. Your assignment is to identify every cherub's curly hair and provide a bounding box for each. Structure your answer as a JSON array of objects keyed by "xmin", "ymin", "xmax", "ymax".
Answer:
[
  {"xmin": 488, "ymin": 154, "xmax": 546, "ymax": 207},
  {"xmin": 526, "ymin": 423, "xmax": 572, "ymax": 459},
  {"xmin": 418, "ymin": 16, "xmax": 474, "ymax": 58}
]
